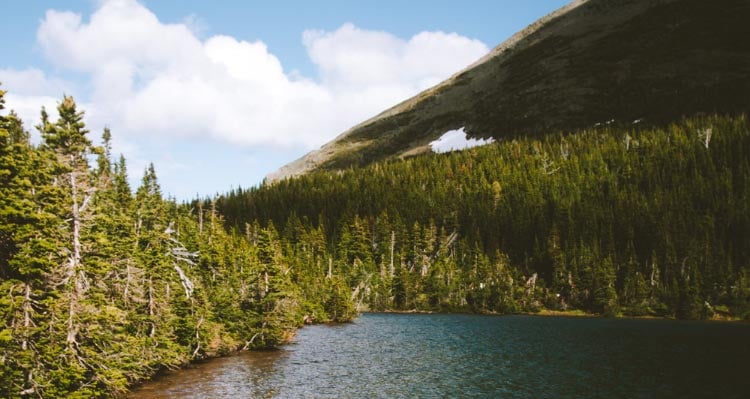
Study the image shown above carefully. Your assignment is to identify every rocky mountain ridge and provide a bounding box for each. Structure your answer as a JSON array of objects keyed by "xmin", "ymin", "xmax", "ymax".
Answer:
[{"xmin": 268, "ymin": 0, "xmax": 750, "ymax": 182}]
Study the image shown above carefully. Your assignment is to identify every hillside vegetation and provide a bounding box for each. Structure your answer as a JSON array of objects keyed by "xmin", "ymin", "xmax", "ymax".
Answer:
[{"xmin": 222, "ymin": 114, "xmax": 750, "ymax": 319}]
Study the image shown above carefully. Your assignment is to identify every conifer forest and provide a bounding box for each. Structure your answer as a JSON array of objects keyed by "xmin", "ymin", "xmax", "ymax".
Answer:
[
  {"xmin": 218, "ymin": 114, "xmax": 750, "ymax": 321},
  {"xmin": 2, "ymin": 84, "xmax": 750, "ymax": 397},
  {"xmin": 0, "ymin": 88, "xmax": 356, "ymax": 397}
]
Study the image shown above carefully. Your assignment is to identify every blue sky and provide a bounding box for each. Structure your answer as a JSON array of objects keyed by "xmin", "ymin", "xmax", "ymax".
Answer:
[{"xmin": 1, "ymin": 0, "xmax": 568, "ymax": 200}]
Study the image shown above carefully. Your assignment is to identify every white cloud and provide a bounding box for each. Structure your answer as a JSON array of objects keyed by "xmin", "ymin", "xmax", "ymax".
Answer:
[
  {"xmin": 0, "ymin": 68, "xmax": 73, "ymax": 139},
  {"xmin": 2, "ymin": 0, "xmax": 490, "ymax": 197},
  {"xmin": 304, "ymin": 23, "xmax": 488, "ymax": 90},
  {"xmin": 37, "ymin": 3, "xmax": 202, "ymax": 74},
  {"xmin": 1, "ymin": 93, "xmax": 58, "ymax": 141},
  {"xmin": 27, "ymin": 0, "xmax": 489, "ymax": 151},
  {"xmin": 0, "ymin": 68, "xmax": 71, "ymax": 96}
]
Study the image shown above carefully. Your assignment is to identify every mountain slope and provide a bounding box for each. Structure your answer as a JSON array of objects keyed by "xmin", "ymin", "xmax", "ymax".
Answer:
[{"xmin": 268, "ymin": 0, "xmax": 750, "ymax": 182}]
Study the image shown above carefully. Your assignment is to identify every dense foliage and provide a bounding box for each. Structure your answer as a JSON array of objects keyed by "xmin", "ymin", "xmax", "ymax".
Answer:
[
  {"xmin": 2, "ymin": 81, "xmax": 749, "ymax": 397},
  {"xmin": 219, "ymin": 114, "xmax": 750, "ymax": 320},
  {"xmin": 0, "ymin": 88, "xmax": 355, "ymax": 398}
]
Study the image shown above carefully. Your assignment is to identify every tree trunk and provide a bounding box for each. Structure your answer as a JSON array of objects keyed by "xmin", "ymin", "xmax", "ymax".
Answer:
[
  {"xmin": 148, "ymin": 278, "xmax": 155, "ymax": 337},
  {"xmin": 66, "ymin": 167, "xmax": 81, "ymax": 348},
  {"xmin": 198, "ymin": 201, "xmax": 204, "ymax": 235},
  {"xmin": 191, "ymin": 316, "xmax": 204, "ymax": 359},
  {"xmin": 389, "ymin": 231, "xmax": 395, "ymax": 278},
  {"xmin": 70, "ymin": 169, "xmax": 82, "ymax": 279},
  {"xmin": 21, "ymin": 284, "xmax": 31, "ymax": 351},
  {"xmin": 209, "ymin": 199, "xmax": 217, "ymax": 245},
  {"xmin": 124, "ymin": 261, "xmax": 131, "ymax": 304},
  {"xmin": 264, "ymin": 271, "xmax": 269, "ymax": 294},
  {"xmin": 66, "ymin": 294, "xmax": 78, "ymax": 348}
]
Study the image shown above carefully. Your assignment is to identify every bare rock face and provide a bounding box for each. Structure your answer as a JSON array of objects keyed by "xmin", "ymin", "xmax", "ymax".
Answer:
[{"xmin": 268, "ymin": 0, "xmax": 750, "ymax": 183}]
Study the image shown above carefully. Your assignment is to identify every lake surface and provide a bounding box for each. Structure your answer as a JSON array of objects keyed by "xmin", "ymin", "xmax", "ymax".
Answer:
[{"xmin": 129, "ymin": 313, "xmax": 750, "ymax": 398}]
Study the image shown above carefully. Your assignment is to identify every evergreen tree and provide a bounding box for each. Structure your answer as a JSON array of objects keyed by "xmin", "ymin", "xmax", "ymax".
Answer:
[{"xmin": 253, "ymin": 225, "xmax": 302, "ymax": 346}]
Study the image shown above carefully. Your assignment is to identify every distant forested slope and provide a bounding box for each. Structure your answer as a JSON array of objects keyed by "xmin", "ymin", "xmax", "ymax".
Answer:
[{"xmin": 221, "ymin": 115, "xmax": 750, "ymax": 320}]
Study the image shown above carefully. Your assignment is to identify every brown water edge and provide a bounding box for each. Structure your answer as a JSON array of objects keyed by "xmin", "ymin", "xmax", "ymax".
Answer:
[
  {"xmin": 127, "ymin": 348, "xmax": 288, "ymax": 398},
  {"xmin": 531, "ymin": 308, "xmax": 745, "ymax": 322},
  {"xmin": 370, "ymin": 307, "xmax": 745, "ymax": 322},
  {"xmin": 125, "ymin": 318, "xmax": 340, "ymax": 398}
]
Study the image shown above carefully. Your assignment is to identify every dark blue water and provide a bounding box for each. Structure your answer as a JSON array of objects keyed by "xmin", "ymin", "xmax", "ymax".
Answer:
[{"xmin": 130, "ymin": 313, "xmax": 750, "ymax": 398}]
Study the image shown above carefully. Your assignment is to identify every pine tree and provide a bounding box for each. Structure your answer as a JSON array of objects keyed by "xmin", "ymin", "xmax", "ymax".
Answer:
[
  {"xmin": 254, "ymin": 225, "xmax": 302, "ymax": 345},
  {"xmin": 0, "ymin": 85, "xmax": 42, "ymax": 396}
]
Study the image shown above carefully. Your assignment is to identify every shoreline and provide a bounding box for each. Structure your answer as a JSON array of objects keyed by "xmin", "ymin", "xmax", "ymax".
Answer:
[
  {"xmin": 128, "ymin": 308, "xmax": 745, "ymax": 395},
  {"xmin": 361, "ymin": 308, "xmax": 745, "ymax": 322}
]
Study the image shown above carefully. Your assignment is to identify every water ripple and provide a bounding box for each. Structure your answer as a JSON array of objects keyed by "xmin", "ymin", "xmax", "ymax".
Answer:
[{"xmin": 130, "ymin": 314, "xmax": 750, "ymax": 399}]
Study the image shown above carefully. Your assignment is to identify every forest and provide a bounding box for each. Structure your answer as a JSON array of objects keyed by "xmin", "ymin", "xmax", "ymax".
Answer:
[
  {"xmin": 217, "ymin": 114, "xmax": 750, "ymax": 320},
  {"xmin": 0, "ymin": 87, "xmax": 355, "ymax": 398},
  {"xmin": 2, "ymin": 82, "xmax": 750, "ymax": 397}
]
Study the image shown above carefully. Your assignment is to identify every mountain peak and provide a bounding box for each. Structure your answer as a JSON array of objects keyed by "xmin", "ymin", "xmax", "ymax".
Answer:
[{"xmin": 268, "ymin": 0, "xmax": 750, "ymax": 183}]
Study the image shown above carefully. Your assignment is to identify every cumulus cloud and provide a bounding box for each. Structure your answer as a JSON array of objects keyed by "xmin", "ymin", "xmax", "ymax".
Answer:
[
  {"xmin": 0, "ymin": 68, "xmax": 71, "ymax": 96},
  {"xmin": 0, "ymin": 68, "xmax": 73, "ymax": 138},
  {"xmin": 304, "ymin": 23, "xmax": 488, "ymax": 90},
  {"xmin": 1, "ymin": 0, "xmax": 490, "ymax": 197},
  {"xmin": 22, "ymin": 0, "xmax": 489, "ymax": 151}
]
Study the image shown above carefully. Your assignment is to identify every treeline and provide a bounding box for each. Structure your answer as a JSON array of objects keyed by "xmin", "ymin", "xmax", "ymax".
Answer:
[
  {"xmin": 3, "ymin": 82, "xmax": 750, "ymax": 396},
  {"xmin": 0, "ymin": 88, "xmax": 355, "ymax": 398},
  {"xmin": 218, "ymin": 114, "xmax": 750, "ymax": 320}
]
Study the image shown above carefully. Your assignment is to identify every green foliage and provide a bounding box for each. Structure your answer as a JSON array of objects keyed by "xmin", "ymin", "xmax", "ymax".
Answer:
[
  {"xmin": 0, "ymin": 90, "xmax": 322, "ymax": 398},
  {"xmin": 325, "ymin": 276, "xmax": 358, "ymax": 322},
  {"xmin": 218, "ymin": 114, "xmax": 750, "ymax": 320},
  {"xmin": 2, "ymin": 84, "xmax": 749, "ymax": 397}
]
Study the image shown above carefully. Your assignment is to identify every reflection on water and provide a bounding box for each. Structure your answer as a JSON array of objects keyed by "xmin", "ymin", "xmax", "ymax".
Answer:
[
  {"xmin": 129, "ymin": 314, "xmax": 750, "ymax": 399},
  {"xmin": 129, "ymin": 349, "xmax": 289, "ymax": 399}
]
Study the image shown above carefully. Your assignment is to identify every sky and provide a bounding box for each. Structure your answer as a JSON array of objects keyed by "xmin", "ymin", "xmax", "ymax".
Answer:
[{"xmin": 0, "ymin": 0, "xmax": 569, "ymax": 200}]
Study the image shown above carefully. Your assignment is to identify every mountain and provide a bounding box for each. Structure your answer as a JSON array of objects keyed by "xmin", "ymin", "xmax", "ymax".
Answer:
[{"xmin": 267, "ymin": 0, "xmax": 750, "ymax": 182}]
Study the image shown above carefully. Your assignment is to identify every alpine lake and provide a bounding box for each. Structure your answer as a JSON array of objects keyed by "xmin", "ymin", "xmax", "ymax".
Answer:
[{"xmin": 129, "ymin": 313, "xmax": 750, "ymax": 398}]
